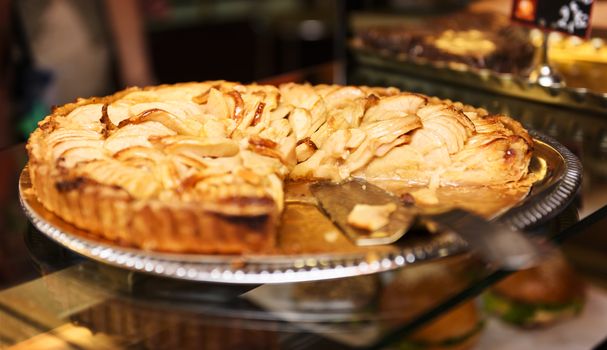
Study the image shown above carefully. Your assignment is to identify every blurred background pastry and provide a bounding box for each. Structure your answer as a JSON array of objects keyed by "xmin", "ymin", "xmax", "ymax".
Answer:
[
  {"xmin": 483, "ymin": 250, "xmax": 586, "ymax": 328},
  {"xmin": 379, "ymin": 256, "xmax": 485, "ymax": 350}
]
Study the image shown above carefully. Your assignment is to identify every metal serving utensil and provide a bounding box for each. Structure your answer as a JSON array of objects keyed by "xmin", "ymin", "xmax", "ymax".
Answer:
[{"xmin": 310, "ymin": 179, "xmax": 543, "ymax": 270}]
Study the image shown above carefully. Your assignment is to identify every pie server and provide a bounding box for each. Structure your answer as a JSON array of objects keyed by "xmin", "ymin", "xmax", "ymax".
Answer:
[{"xmin": 309, "ymin": 179, "xmax": 543, "ymax": 270}]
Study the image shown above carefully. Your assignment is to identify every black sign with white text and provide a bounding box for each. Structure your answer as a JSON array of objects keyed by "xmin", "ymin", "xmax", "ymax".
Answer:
[{"xmin": 511, "ymin": 0, "xmax": 594, "ymax": 37}]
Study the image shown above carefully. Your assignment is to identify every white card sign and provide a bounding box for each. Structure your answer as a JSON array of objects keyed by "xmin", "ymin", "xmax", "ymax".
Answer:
[{"xmin": 511, "ymin": 0, "xmax": 595, "ymax": 37}]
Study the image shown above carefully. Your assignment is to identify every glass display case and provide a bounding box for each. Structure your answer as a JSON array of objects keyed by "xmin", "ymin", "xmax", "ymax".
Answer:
[
  {"xmin": 1, "ymin": 61, "xmax": 607, "ymax": 348},
  {"xmin": 2, "ymin": 1, "xmax": 607, "ymax": 348}
]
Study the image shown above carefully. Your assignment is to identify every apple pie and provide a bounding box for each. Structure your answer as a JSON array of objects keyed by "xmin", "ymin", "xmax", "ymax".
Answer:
[{"xmin": 26, "ymin": 81, "xmax": 532, "ymax": 253}]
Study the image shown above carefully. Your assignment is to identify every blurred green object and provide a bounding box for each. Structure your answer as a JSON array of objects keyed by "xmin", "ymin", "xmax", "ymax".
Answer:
[
  {"xmin": 18, "ymin": 100, "xmax": 48, "ymax": 138},
  {"xmin": 483, "ymin": 291, "xmax": 584, "ymax": 327}
]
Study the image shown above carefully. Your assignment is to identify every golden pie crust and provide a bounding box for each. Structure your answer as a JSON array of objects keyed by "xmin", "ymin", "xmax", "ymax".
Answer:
[{"xmin": 26, "ymin": 81, "xmax": 532, "ymax": 254}]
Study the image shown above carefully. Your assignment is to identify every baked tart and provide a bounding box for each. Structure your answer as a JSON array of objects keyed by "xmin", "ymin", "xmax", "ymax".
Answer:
[{"xmin": 26, "ymin": 82, "xmax": 532, "ymax": 254}]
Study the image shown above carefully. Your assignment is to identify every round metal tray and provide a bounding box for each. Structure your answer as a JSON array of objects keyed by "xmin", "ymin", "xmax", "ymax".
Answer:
[{"xmin": 19, "ymin": 131, "xmax": 582, "ymax": 284}]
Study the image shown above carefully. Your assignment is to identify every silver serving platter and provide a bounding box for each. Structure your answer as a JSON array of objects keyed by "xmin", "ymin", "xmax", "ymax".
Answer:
[{"xmin": 19, "ymin": 131, "xmax": 581, "ymax": 284}]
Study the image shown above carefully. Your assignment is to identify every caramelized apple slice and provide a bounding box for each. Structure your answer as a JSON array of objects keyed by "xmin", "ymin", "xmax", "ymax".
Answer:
[
  {"xmin": 104, "ymin": 122, "xmax": 175, "ymax": 154},
  {"xmin": 323, "ymin": 86, "xmax": 365, "ymax": 110},
  {"xmin": 417, "ymin": 104, "xmax": 475, "ymax": 135},
  {"xmin": 247, "ymin": 135, "xmax": 286, "ymax": 162},
  {"xmin": 118, "ymin": 108, "xmax": 201, "ymax": 136},
  {"xmin": 113, "ymin": 145, "xmax": 165, "ymax": 162},
  {"xmin": 295, "ymin": 138, "xmax": 317, "ymax": 162},
  {"xmin": 363, "ymin": 94, "xmax": 427, "ymax": 123},
  {"xmin": 156, "ymin": 135, "xmax": 240, "ymax": 158}
]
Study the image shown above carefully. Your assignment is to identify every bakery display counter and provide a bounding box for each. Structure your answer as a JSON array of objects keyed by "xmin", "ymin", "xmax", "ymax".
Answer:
[
  {"xmin": 1, "ymin": 64, "xmax": 607, "ymax": 349},
  {"xmin": 347, "ymin": 7, "xmax": 607, "ymax": 115}
]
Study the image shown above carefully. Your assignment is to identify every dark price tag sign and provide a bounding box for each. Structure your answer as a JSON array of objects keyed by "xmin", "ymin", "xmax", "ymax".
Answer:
[{"xmin": 511, "ymin": 0, "xmax": 594, "ymax": 37}]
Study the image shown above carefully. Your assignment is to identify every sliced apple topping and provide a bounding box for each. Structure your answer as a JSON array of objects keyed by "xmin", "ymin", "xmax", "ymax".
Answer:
[
  {"xmin": 100, "ymin": 104, "xmax": 117, "ymax": 137},
  {"xmin": 200, "ymin": 118, "xmax": 229, "ymax": 139},
  {"xmin": 62, "ymin": 104, "xmax": 105, "ymax": 131},
  {"xmin": 358, "ymin": 145, "xmax": 426, "ymax": 182},
  {"xmin": 322, "ymin": 129, "xmax": 350, "ymax": 159},
  {"xmin": 322, "ymin": 86, "xmax": 366, "ymax": 110},
  {"xmin": 236, "ymin": 168, "xmax": 263, "ymax": 185},
  {"xmin": 361, "ymin": 116, "xmax": 422, "ymax": 145},
  {"xmin": 129, "ymin": 101, "xmax": 204, "ymax": 121},
  {"xmin": 106, "ymin": 101, "xmax": 132, "ymax": 125},
  {"xmin": 260, "ymin": 119, "xmax": 291, "ymax": 140},
  {"xmin": 200, "ymin": 156, "xmax": 243, "ymax": 176},
  {"xmin": 289, "ymin": 108, "xmax": 312, "ymax": 140},
  {"xmin": 360, "ymin": 85, "xmax": 400, "ymax": 97},
  {"xmin": 280, "ymin": 83, "xmax": 321, "ymax": 110},
  {"xmin": 309, "ymin": 122, "xmax": 334, "ymax": 150},
  {"xmin": 241, "ymin": 149, "xmax": 288, "ymax": 178},
  {"xmin": 225, "ymin": 90, "xmax": 244, "ymax": 122},
  {"xmin": 153, "ymin": 83, "xmax": 215, "ymax": 101},
  {"xmin": 46, "ymin": 129, "xmax": 101, "ymax": 146},
  {"xmin": 289, "ymin": 149, "xmax": 326, "ymax": 179},
  {"xmin": 117, "ymin": 108, "xmax": 202, "ymax": 136},
  {"xmin": 276, "ymin": 134, "xmax": 297, "ymax": 168},
  {"xmin": 173, "ymin": 153, "xmax": 208, "ymax": 170},
  {"xmin": 417, "ymin": 104, "xmax": 475, "ymax": 135},
  {"xmin": 375, "ymin": 135, "xmax": 411, "ymax": 157},
  {"xmin": 342, "ymin": 138, "xmax": 375, "ymax": 175},
  {"xmin": 347, "ymin": 129, "xmax": 366, "ymax": 149},
  {"xmin": 363, "ymin": 94, "xmax": 427, "ymax": 123},
  {"xmin": 270, "ymin": 105, "xmax": 293, "ymax": 121},
  {"xmin": 312, "ymin": 84, "xmax": 341, "ymax": 97},
  {"xmin": 156, "ymin": 158, "xmax": 182, "ymax": 190},
  {"xmin": 234, "ymin": 92, "xmax": 265, "ymax": 131},
  {"xmin": 308, "ymin": 99, "xmax": 328, "ymax": 134},
  {"xmin": 409, "ymin": 128, "xmax": 452, "ymax": 167},
  {"xmin": 416, "ymin": 107, "xmax": 473, "ymax": 155},
  {"xmin": 78, "ymin": 160, "xmax": 162, "ymax": 198},
  {"xmin": 333, "ymin": 98, "xmax": 366, "ymax": 127},
  {"xmin": 56, "ymin": 146, "xmax": 106, "ymax": 168},
  {"xmin": 36, "ymin": 81, "xmax": 532, "ymax": 219},
  {"xmin": 250, "ymin": 101, "xmax": 266, "ymax": 127},
  {"xmin": 295, "ymin": 138, "xmax": 317, "ymax": 162},
  {"xmin": 154, "ymin": 135, "xmax": 240, "ymax": 158},
  {"xmin": 325, "ymin": 107, "xmax": 351, "ymax": 131},
  {"xmin": 247, "ymin": 135, "xmax": 288, "ymax": 163},
  {"xmin": 113, "ymin": 146, "xmax": 165, "ymax": 163},
  {"xmin": 104, "ymin": 122, "xmax": 175, "ymax": 154},
  {"xmin": 52, "ymin": 140, "xmax": 105, "ymax": 163}
]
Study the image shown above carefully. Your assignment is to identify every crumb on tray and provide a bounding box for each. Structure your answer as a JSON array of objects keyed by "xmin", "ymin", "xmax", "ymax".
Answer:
[{"xmin": 347, "ymin": 203, "xmax": 397, "ymax": 231}]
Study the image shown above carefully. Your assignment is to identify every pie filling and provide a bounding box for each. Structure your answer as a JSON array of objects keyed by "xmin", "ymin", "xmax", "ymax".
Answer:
[{"xmin": 27, "ymin": 81, "xmax": 532, "ymax": 253}]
